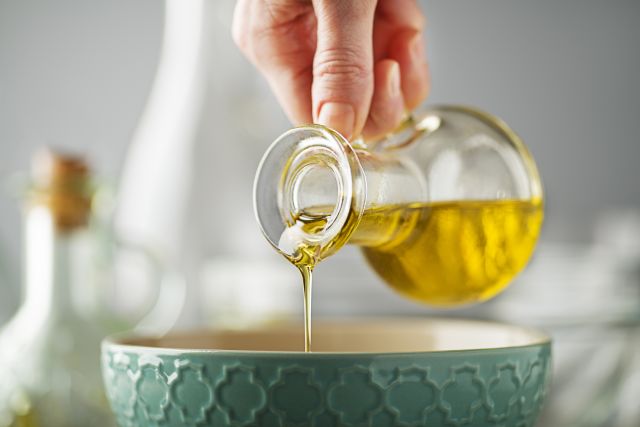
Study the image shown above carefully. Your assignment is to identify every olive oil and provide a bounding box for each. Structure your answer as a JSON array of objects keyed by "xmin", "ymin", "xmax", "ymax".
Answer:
[
  {"xmin": 357, "ymin": 199, "xmax": 543, "ymax": 306},
  {"xmin": 279, "ymin": 199, "xmax": 543, "ymax": 351},
  {"xmin": 11, "ymin": 410, "xmax": 38, "ymax": 427},
  {"xmin": 278, "ymin": 208, "xmax": 342, "ymax": 352}
]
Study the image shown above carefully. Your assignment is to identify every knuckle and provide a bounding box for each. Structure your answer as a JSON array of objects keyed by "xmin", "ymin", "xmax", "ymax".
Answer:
[
  {"xmin": 232, "ymin": 16, "xmax": 254, "ymax": 55},
  {"xmin": 233, "ymin": 28, "xmax": 263, "ymax": 65},
  {"xmin": 232, "ymin": 26, "xmax": 247, "ymax": 50},
  {"xmin": 413, "ymin": 2, "xmax": 427, "ymax": 29},
  {"xmin": 313, "ymin": 48, "xmax": 371, "ymax": 85},
  {"xmin": 318, "ymin": 0, "xmax": 374, "ymax": 15}
]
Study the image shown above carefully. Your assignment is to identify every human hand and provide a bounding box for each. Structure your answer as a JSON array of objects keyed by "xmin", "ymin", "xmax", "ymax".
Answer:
[{"xmin": 233, "ymin": 0, "xmax": 430, "ymax": 140}]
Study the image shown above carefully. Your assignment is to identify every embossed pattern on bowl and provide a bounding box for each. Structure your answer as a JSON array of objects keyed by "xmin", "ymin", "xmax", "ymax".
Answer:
[{"xmin": 101, "ymin": 319, "xmax": 551, "ymax": 427}]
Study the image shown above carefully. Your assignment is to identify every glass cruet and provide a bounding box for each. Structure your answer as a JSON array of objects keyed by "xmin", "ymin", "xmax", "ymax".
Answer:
[
  {"xmin": 254, "ymin": 105, "xmax": 544, "ymax": 306},
  {"xmin": 0, "ymin": 150, "xmax": 115, "ymax": 427}
]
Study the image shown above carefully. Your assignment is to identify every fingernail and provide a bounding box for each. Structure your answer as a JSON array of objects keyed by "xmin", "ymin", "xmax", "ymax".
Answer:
[
  {"xmin": 318, "ymin": 102, "xmax": 355, "ymax": 140},
  {"xmin": 411, "ymin": 33, "xmax": 425, "ymax": 63},
  {"xmin": 388, "ymin": 62, "xmax": 401, "ymax": 98}
]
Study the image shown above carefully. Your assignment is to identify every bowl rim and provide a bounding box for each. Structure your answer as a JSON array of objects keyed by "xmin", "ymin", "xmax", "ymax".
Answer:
[{"xmin": 102, "ymin": 317, "xmax": 551, "ymax": 356}]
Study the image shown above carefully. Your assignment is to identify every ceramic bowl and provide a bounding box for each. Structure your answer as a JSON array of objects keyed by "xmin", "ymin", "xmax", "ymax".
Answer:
[{"xmin": 101, "ymin": 318, "xmax": 551, "ymax": 427}]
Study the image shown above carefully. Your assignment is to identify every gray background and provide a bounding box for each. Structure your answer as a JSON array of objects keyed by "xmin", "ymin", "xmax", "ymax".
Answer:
[{"xmin": 1, "ymin": 0, "xmax": 639, "ymax": 321}]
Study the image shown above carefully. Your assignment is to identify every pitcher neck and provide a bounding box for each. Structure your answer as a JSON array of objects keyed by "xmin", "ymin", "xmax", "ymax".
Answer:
[{"xmin": 254, "ymin": 125, "xmax": 425, "ymax": 261}]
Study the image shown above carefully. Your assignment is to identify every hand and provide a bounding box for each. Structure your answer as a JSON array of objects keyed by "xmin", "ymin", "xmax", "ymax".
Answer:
[{"xmin": 233, "ymin": 0, "xmax": 430, "ymax": 140}]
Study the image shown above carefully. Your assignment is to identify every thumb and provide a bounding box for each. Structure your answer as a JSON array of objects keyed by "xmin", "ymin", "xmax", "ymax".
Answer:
[{"xmin": 311, "ymin": 0, "xmax": 377, "ymax": 140}]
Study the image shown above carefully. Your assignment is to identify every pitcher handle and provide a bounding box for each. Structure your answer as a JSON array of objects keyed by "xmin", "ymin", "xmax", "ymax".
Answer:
[{"xmin": 111, "ymin": 238, "xmax": 187, "ymax": 336}]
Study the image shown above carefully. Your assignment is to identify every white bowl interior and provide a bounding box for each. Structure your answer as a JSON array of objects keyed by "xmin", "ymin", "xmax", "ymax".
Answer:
[{"xmin": 114, "ymin": 319, "xmax": 549, "ymax": 353}]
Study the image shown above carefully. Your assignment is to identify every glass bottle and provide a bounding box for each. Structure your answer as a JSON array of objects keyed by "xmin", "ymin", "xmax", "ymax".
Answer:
[
  {"xmin": 254, "ymin": 105, "xmax": 544, "ymax": 306},
  {"xmin": 0, "ymin": 150, "xmax": 113, "ymax": 427}
]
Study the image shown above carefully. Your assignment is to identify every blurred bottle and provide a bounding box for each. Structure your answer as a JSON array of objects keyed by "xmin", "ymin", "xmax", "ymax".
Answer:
[
  {"xmin": 114, "ymin": 0, "xmax": 296, "ymax": 327},
  {"xmin": 0, "ymin": 237, "xmax": 13, "ymax": 326},
  {"xmin": 0, "ymin": 150, "xmax": 113, "ymax": 427}
]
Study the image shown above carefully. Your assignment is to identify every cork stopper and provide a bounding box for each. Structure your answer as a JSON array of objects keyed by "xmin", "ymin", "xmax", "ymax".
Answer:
[{"xmin": 29, "ymin": 148, "xmax": 93, "ymax": 232}]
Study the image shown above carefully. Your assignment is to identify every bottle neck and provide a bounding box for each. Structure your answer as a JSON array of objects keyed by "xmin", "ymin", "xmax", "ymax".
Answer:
[{"xmin": 22, "ymin": 206, "xmax": 86, "ymax": 320}]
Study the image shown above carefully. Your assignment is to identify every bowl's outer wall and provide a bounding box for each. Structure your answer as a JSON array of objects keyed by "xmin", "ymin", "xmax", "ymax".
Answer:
[{"xmin": 102, "ymin": 344, "xmax": 551, "ymax": 427}]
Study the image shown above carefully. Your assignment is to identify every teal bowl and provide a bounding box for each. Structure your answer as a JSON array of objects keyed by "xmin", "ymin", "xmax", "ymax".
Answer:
[{"xmin": 101, "ymin": 318, "xmax": 551, "ymax": 427}]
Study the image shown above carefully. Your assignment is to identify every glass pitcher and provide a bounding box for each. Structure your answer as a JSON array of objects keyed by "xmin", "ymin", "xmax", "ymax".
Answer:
[{"xmin": 254, "ymin": 105, "xmax": 544, "ymax": 306}]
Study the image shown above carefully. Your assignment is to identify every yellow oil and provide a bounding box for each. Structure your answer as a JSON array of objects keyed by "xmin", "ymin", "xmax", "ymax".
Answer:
[
  {"xmin": 280, "ymin": 198, "xmax": 543, "ymax": 350},
  {"xmin": 282, "ymin": 214, "xmax": 329, "ymax": 353},
  {"xmin": 11, "ymin": 412, "xmax": 38, "ymax": 427},
  {"xmin": 356, "ymin": 199, "xmax": 543, "ymax": 306},
  {"xmin": 9, "ymin": 399, "xmax": 38, "ymax": 427}
]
